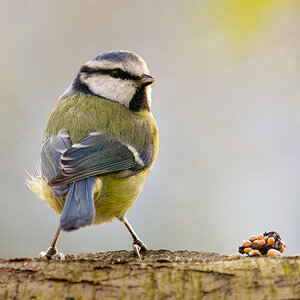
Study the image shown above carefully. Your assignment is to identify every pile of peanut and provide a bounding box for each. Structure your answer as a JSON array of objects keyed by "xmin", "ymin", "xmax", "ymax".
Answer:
[{"xmin": 239, "ymin": 231, "xmax": 286, "ymax": 257}]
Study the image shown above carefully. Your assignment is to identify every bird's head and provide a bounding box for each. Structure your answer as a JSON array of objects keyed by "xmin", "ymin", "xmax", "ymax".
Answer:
[{"xmin": 62, "ymin": 50, "xmax": 155, "ymax": 112}]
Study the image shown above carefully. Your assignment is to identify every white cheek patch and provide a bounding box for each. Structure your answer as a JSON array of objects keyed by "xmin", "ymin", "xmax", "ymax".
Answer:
[
  {"xmin": 81, "ymin": 74, "xmax": 136, "ymax": 108},
  {"xmin": 145, "ymin": 86, "xmax": 152, "ymax": 107}
]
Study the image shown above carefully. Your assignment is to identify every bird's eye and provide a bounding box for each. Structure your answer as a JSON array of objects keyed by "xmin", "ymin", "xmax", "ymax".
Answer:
[{"xmin": 111, "ymin": 69, "xmax": 121, "ymax": 78}]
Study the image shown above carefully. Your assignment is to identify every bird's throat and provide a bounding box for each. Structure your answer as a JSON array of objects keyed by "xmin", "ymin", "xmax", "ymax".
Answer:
[{"xmin": 129, "ymin": 87, "xmax": 151, "ymax": 112}]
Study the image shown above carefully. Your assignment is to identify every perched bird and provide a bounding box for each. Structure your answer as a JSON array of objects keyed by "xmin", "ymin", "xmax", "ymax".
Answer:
[{"xmin": 27, "ymin": 50, "xmax": 159, "ymax": 259}]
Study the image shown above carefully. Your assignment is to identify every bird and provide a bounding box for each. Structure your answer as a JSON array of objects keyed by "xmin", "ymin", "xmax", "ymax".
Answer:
[{"xmin": 27, "ymin": 50, "xmax": 159, "ymax": 259}]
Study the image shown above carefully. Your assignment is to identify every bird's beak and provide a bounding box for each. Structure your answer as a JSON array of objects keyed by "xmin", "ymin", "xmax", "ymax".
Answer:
[{"xmin": 139, "ymin": 74, "xmax": 155, "ymax": 87}]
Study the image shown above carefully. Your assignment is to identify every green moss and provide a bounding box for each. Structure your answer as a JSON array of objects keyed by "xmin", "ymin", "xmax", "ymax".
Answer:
[{"xmin": 282, "ymin": 260, "xmax": 293, "ymax": 277}]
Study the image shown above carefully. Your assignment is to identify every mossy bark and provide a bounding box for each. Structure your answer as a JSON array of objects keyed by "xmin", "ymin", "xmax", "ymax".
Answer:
[{"xmin": 0, "ymin": 250, "xmax": 299, "ymax": 299}]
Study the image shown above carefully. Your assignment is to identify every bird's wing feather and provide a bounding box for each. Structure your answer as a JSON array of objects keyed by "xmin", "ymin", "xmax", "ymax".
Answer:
[
  {"xmin": 41, "ymin": 131, "xmax": 72, "ymax": 196},
  {"xmin": 48, "ymin": 132, "xmax": 154, "ymax": 186}
]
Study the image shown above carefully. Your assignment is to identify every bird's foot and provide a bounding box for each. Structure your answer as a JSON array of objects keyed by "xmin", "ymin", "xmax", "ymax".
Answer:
[
  {"xmin": 132, "ymin": 240, "xmax": 148, "ymax": 259},
  {"xmin": 39, "ymin": 247, "xmax": 65, "ymax": 260}
]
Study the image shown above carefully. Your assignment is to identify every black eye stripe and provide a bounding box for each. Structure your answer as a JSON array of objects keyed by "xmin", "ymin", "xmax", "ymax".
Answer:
[{"xmin": 80, "ymin": 66, "xmax": 140, "ymax": 81}]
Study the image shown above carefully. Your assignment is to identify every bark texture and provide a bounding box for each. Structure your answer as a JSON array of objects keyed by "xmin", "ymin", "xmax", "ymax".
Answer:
[{"xmin": 0, "ymin": 250, "xmax": 299, "ymax": 299}]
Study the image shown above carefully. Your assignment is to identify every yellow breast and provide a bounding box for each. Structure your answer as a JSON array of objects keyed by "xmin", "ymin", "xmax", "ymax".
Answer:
[{"xmin": 93, "ymin": 169, "xmax": 151, "ymax": 224}]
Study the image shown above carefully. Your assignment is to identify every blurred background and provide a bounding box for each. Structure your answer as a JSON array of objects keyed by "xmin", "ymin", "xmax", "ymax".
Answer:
[{"xmin": 0, "ymin": 0, "xmax": 299, "ymax": 258}]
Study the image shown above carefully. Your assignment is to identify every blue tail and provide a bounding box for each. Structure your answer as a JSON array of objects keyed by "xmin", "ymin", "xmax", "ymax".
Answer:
[{"xmin": 60, "ymin": 177, "xmax": 96, "ymax": 231}]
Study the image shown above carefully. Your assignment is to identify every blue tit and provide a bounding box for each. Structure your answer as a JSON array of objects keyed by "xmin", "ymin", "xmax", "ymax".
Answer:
[{"xmin": 27, "ymin": 50, "xmax": 158, "ymax": 259}]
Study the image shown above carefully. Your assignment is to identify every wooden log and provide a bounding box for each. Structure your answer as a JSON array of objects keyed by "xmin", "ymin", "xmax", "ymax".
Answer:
[{"xmin": 0, "ymin": 250, "xmax": 299, "ymax": 299}]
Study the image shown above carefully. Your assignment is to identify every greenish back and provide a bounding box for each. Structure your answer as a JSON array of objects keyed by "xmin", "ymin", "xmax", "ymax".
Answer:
[{"xmin": 45, "ymin": 94, "xmax": 157, "ymax": 148}]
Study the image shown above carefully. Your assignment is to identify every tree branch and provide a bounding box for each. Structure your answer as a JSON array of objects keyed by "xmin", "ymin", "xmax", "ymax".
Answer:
[{"xmin": 0, "ymin": 250, "xmax": 299, "ymax": 299}]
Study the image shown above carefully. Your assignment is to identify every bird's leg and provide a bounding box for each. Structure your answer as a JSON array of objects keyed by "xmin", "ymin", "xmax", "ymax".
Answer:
[
  {"xmin": 39, "ymin": 226, "xmax": 65, "ymax": 260},
  {"xmin": 119, "ymin": 217, "xmax": 148, "ymax": 259}
]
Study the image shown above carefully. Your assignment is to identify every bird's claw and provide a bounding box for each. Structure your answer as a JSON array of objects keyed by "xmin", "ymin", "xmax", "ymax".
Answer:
[
  {"xmin": 39, "ymin": 247, "xmax": 65, "ymax": 260},
  {"xmin": 133, "ymin": 244, "xmax": 141, "ymax": 259},
  {"xmin": 52, "ymin": 253, "xmax": 65, "ymax": 260},
  {"xmin": 132, "ymin": 240, "xmax": 148, "ymax": 259}
]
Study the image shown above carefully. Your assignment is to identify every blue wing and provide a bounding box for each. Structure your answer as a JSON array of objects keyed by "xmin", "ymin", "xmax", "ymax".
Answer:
[
  {"xmin": 48, "ymin": 132, "xmax": 154, "ymax": 186},
  {"xmin": 40, "ymin": 131, "xmax": 72, "ymax": 197},
  {"xmin": 41, "ymin": 131, "xmax": 97, "ymax": 231},
  {"xmin": 41, "ymin": 131, "xmax": 154, "ymax": 231}
]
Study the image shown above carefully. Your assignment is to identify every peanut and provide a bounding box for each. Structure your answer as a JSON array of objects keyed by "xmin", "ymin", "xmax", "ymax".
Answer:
[
  {"xmin": 257, "ymin": 234, "xmax": 264, "ymax": 240},
  {"xmin": 244, "ymin": 247, "xmax": 252, "ymax": 254},
  {"xmin": 242, "ymin": 240, "xmax": 252, "ymax": 248},
  {"xmin": 258, "ymin": 239, "xmax": 266, "ymax": 246},
  {"xmin": 249, "ymin": 249, "xmax": 262, "ymax": 257},
  {"xmin": 267, "ymin": 249, "xmax": 281, "ymax": 257}
]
